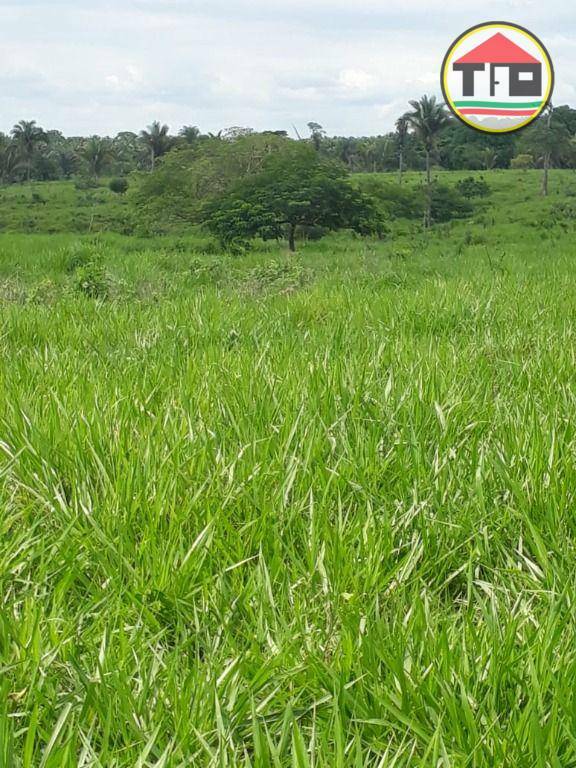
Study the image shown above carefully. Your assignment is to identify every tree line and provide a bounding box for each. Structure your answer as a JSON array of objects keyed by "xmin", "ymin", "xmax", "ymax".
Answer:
[{"xmin": 2, "ymin": 100, "xmax": 576, "ymax": 185}]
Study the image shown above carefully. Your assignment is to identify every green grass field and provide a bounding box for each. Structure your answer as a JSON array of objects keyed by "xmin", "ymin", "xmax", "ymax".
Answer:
[{"xmin": 3, "ymin": 170, "xmax": 576, "ymax": 766}]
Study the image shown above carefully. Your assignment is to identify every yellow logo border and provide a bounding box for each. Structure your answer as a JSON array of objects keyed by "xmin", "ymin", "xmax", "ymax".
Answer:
[{"xmin": 441, "ymin": 21, "xmax": 554, "ymax": 134}]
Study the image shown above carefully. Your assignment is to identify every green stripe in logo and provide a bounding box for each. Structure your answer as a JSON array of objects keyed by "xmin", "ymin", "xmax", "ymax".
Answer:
[{"xmin": 453, "ymin": 100, "xmax": 543, "ymax": 109}]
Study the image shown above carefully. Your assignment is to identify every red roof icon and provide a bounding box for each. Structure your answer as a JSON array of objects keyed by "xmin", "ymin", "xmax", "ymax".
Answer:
[{"xmin": 455, "ymin": 33, "xmax": 539, "ymax": 65}]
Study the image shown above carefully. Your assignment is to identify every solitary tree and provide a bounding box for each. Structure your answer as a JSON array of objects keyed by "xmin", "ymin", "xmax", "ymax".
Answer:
[
  {"xmin": 140, "ymin": 122, "xmax": 173, "ymax": 171},
  {"xmin": 405, "ymin": 96, "xmax": 450, "ymax": 225},
  {"xmin": 405, "ymin": 96, "xmax": 449, "ymax": 184},
  {"xmin": 11, "ymin": 120, "xmax": 46, "ymax": 182},
  {"xmin": 203, "ymin": 143, "xmax": 384, "ymax": 252}
]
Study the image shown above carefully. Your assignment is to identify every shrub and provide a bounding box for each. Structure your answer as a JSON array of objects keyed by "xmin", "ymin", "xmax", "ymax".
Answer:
[
  {"xmin": 243, "ymin": 260, "xmax": 313, "ymax": 294},
  {"xmin": 456, "ymin": 176, "xmax": 491, "ymax": 199},
  {"xmin": 72, "ymin": 261, "xmax": 110, "ymax": 299},
  {"xmin": 510, "ymin": 154, "xmax": 534, "ymax": 170},
  {"xmin": 189, "ymin": 258, "xmax": 224, "ymax": 285},
  {"xmin": 429, "ymin": 184, "xmax": 473, "ymax": 223},
  {"xmin": 27, "ymin": 279, "xmax": 61, "ymax": 304},
  {"xmin": 63, "ymin": 243, "xmax": 101, "ymax": 273},
  {"xmin": 74, "ymin": 176, "xmax": 101, "ymax": 190},
  {"xmin": 357, "ymin": 178, "xmax": 423, "ymax": 219},
  {"xmin": 109, "ymin": 178, "xmax": 129, "ymax": 195}
]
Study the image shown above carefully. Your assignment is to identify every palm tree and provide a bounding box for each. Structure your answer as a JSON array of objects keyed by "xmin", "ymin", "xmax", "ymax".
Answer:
[
  {"xmin": 395, "ymin": 115, "xmax": 409, "ymax": 185},
  {"xmin": 179, "ymin": 125, "xmax": 201, "ymax": 145},
  {"xmin": 540, "ymin": 104, "xmax": 553, "ymax": 197},
  {"xmin": 54, "ymin": 149, "xmax": 80, "ymax": 179},
  {"xmin": 482, "ymin": 148, "xmax": 498, "ymax": 171},
  {"xmin": 405, "ymin": 96, "xmax": 449, "ymax": 184},
  {"xmin": 405, "ymin": 96, "xmax": 450, "ymax": 225},
  {"xmin": 82, "ymin": 137, "xmax": 114, "ymax": 178},
  {"xmin": 338, "ymin": 137, "xmax": 357, "ymax": 169},
  {"xmin": 0, "ymin": 136, "xmax": 23, "ymax": 184},
  {"xmin": 11, "ymin": 120, "xmax": 46, "ymax": 182},
  {"xmin": 140, "ymin": 121, "xmax": 172, "ymax": 171}
]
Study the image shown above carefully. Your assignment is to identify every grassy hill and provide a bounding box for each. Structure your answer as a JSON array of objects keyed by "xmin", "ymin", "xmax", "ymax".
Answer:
[
  {"xmin": 0, "ymin": 179, "xmax": 131, "ymax": 234},
  {"xmin": 2, "ymin": 170, "xmax": 576, "ymax": 765}
]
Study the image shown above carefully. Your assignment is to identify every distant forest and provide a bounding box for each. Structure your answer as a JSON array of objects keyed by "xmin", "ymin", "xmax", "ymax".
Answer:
[{"xmin": 2, "ymin": 102, "xmax": 576, "ymax": 184}]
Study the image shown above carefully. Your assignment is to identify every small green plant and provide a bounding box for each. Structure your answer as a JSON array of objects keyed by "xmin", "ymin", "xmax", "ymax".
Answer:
[
  {"xmin": 72, "ymin": 260, "xmax": 110, "ymax": 298},
  {"xmin": 109, "ymin": 178, "xmax": 129, "ymax": 195},
  {"xmin": 189, "ymin": 257, "xmax": 224, "ymax": 285},
  {"xmin": 243, "ymin": 259, "xmax": 312, "ymax": 293},
  {"xmin": 456, "ymin": 176, "xmax": 491, "ymax": 199},
  {"xmin": 430, "ymin": 183, "xmax": 473, "ymax": 223},
  {"xmin": 510, "ymin": 153, "xmax": 535, "ymax": 170},
  {"xmin": 358, "ymin": 178, "xmax": 424, "ymax": 219},
  {"xmin": 27, "ymin": 278, "xmax": 61, "ymax": 304},
  {"xmin": 74, "ymin": 175, "xmax": 102, "ymax": 190},
  {"xmin": 64, "ymin": 243, "xmax": 99, "ymax": 273}
]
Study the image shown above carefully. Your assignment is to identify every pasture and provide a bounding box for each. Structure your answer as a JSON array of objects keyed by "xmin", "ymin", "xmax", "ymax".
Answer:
[{"xmin": 2, "ymin": 170, "xmax": 576, "ymax": 766}]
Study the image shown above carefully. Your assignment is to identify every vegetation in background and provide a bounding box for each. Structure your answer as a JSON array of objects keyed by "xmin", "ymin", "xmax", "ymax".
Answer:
[
  {"xmin": 130, "ymin": 132, "xmax": 289, "ymax": 233},
  {"xmin": 1, "ymin": 102, "xmax": 576, "ymax": 188}
]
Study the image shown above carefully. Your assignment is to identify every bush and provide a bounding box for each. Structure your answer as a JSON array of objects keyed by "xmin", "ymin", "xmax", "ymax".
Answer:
[
  {"xmin": 510, "ymin": 154, "xmax": 534, "ymax": 170},
  {"xmin": 430, "ymin": 184, "xmax": 473, "ymax": 223},
  {"xmin": 74, "ymin": 176, "xmax": 101, "ymax": 190},
  {"xmin": 358, "ymin": 178, "xmax": 423, "ymax": 220},
  {"xmin": 243, "ymin": 260, "xmax": 313, "ymax": 294},
  {"xmin": 189, "ymin": 258, "xmax": 224, "ymax": 285},
  {"xmin": 63, "ymin": 243, "xmax": 101, "ymax": 273},
  {"xmin": 72, "ymin": 261, "xmax": 110, "ymax": 299},
  {"xmin": 456, "ymin": 176, "xmax": 491, "ymax": 199},
  {"xmin": 109, "ymin": 178, "xmax": 129, "ymax": 195}
]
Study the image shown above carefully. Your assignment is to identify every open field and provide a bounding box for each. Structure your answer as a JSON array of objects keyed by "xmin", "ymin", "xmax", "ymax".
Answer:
[{"xmin": 2, "ymin": 171, "xmax": 576, "ymax": 765}]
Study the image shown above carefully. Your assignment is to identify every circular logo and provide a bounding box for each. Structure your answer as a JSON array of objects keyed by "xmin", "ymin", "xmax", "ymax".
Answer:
[{"xmin": 441, "ymin": 21, "xmax": 554, "ymax": 134}]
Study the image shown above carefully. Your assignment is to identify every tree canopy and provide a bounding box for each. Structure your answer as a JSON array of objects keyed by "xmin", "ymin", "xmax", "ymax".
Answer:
[
  {"xmin": 0, "ymin": 103, "xmax": 576, "ymax": 185},
  {"xmin": 201, "ymin": 143, "xmax": 385, "ymax": 251}
]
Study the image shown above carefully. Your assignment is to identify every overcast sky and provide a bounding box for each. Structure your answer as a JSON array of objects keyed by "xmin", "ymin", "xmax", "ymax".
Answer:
[{"xmin": 0, "ymin": 0, "xmax": 574, "ymax": 138}]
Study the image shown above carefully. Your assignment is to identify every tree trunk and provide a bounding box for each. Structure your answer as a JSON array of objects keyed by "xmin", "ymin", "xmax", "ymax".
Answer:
[
  {"xmin": 288, "ymin": 223, "xmax": 296, "ymax": 252},
  {"xmin": 150, "ymin": 148, "xmax": 155, "ymax": 173},
  {"xmin": 424, "ymin": 150, "xmax": 432, "ymax": 228},
  {"xmin": 398, "ymin": 150, "xmax": 404, "ymax": 185},
  {"xmin": 541, "ymin": 106, "xmax": 553, "ymax": 197},
  {"xmin": 541, "ymin": 153, "xmax": 550, "ymax": 197}
]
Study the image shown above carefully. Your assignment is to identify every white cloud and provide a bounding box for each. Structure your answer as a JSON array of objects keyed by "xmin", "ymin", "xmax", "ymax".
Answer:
[{"xmin": 0, "ymin": 0, "xmax": 572, "ymax": 136}]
